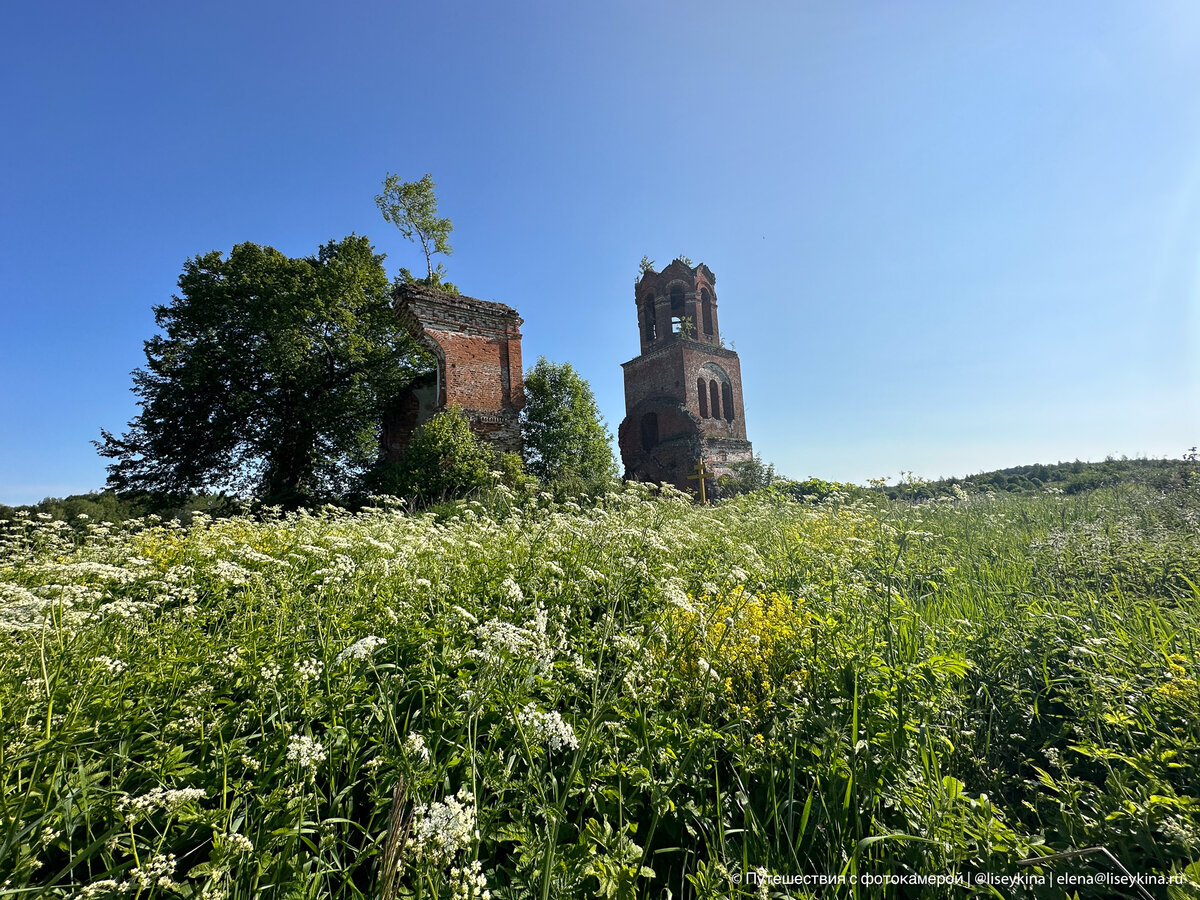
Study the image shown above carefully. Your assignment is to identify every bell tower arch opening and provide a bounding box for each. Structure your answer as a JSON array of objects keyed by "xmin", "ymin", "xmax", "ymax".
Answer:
[{"xmin": 642, "ymin": 295, "xmax": 657, "ymax": 344}]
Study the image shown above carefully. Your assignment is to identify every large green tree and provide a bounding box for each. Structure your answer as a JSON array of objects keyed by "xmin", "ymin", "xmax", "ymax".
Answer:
[
  {"xmin": 97, "ymin": 236, "xmax": 427, "ymax": 505},
  {"xmin": 520, "ymin": 357, "xmax": 618, "ymax": 496}
]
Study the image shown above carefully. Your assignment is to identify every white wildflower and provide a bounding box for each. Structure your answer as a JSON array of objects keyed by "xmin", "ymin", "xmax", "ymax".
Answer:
[
  {"xmin": 286, "ymin": 734, "xmax": 327, "ymax": 768},
  {"xmin": 334, "ymin": 635, "xmax": 386, "ymax": 664},
  {"xmin": 663, "ymin": 581, "xmax": 695, "ymax": 613},
  {"xmin": 1162, "ymin": 815, "xmax": 1200, "ymax": 845},
  {"xmin": 753, "ymin": 866, "xmax": 770, "ymax": 900},
  {"xmin": 213, "ymin": 560, "xmax": 251, "ymax": 586},
  {"xmin": 219, "ymin": 832, "xmax": 254, "ymax": 854},
  {"xmin": 405, "ymin": 731, "xmax": 431, "ymax": 764},
  {"xmin": 236, "ymin": 547, "xmax": 277, "ymax": 565},
  {"xmin": 473, "ymin": 619, "xmax": 532, "ymax": 656},
  {"xmin": 471, "ymin": 616, "xmax": 554, "ymax": 672},
  {"xmin": 23, "ymin": 676, "xmax": 43, "ymax": 699},
  {"xmin": 611, "ymin": 633, "xmax": 640, "ymax": 655},
  {"xmin": 117, "ymin": 787, "xmax": 205, "ymax": 823},
  {"xmin": 260, "ymin": 662, "xmax": 281, "ymax": 683},
  {"xmin": 173, "ymin": 711, "xmax": 203, "ymax": 732},
  {"xmin": 451, "ymin": 605, "xmax": 478, "ymax": 625},
  {"xmin": 128, "ymin": 852, "xmax": 176, "ymax": 890},
  {"xmin": 295, "ymin": 657, "xmax": 324, "ymax": 681},
  {"xmin": 500, "ymin": 577, "xmax": 523, "ymax": 605},
  {"xmin": 449, "ymin": 859, "xmax": 491, "ymax": 900},
  {"xmin": 0, "ymin": 583, "xmax": 59, "ymax": 632},
  {"xmin": 408, "ymin": 789, "xmax": 478, "ymax": 863},
  {"xmin": 580, "ymin": 566, "xmax": 607, "ymax": 584},
  {"xmin": 331, "ymin": 554, "xmax": 356, "ymax": 578},
  {"xmin": 567, "ymin": 652, "xmax": 596, "ymax": 680},
  {"xmin": 516, "ymin": 704, "xmax": 579, "ymax": 754},
  {"xmin": 76, "ymin": 879, "xmax": 123, "ymax": 898},
  {"xmin": 94, "ymin": 655, "xmax": 126, "ymax": 675},
  {"xmin": 95, "ymin": 596, "xmax": 154, "ymax": 621}
]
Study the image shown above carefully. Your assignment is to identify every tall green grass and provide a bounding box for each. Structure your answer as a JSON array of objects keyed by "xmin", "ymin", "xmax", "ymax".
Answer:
[{"xmin": 1, "ymin": 483, "xmax": 1198, "ymax": 898}]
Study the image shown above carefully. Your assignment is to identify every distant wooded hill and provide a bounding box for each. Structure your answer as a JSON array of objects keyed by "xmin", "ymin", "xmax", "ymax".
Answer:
[{"xmin": 876, "ymin": 455, "xmax": 1195, "ymax": 501}]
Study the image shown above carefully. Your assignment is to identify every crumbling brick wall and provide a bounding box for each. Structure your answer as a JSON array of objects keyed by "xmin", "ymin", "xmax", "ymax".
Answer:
[{"xmin": 383, "ymin": 284, "xmax": 524, "ymax": 458}]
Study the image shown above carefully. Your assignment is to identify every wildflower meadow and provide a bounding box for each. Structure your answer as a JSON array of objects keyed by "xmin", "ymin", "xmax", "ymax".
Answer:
[{"xmin": 2, "ymin": 481, "xmax": 1199, "ymax": 898}]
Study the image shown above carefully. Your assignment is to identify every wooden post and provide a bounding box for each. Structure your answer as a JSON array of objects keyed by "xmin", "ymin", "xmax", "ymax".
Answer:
[{"xmin": 687, "ymin": 459, "xmax": 712, "ymax": 504}]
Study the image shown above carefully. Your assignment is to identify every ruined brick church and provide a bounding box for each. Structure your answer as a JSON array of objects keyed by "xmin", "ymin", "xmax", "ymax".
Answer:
[
  {"xmin": 382, "ymin": 284, "xmax": 525, "ymax": 459},
  {"xmin": 616, "ymin": 259, "xmax": 753, "ymax": 493},
  {"xmin": 384, "ymin": 257, "xmax": 752, "ymax": 497}
]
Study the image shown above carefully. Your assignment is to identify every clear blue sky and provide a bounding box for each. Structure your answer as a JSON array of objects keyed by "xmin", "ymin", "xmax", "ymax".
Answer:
[{"xmin": 3, "ymin": 1, "xmax": 1198, "ymax": 504}]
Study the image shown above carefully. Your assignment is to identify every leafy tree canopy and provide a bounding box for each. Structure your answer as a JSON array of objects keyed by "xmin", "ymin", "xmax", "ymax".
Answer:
[
  {"xmin": 97, "ymin": 236, "xmax": 429, "ymax": 506},
  {"xmin": 521, "ymin": 358, "xmax": 618, "ymax": 496},
  {"xmin": 375, "ymin": 172, "xmax": 457, "ymax": 291}
]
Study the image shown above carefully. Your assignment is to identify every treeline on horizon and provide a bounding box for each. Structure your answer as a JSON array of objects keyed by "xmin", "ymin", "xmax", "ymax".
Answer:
[
  {"xmin": 879, "ymin": 454, "xmax": 1197, "ymax": 501},
  {"xmin": 4, "ymin": 454, "xmax": 1195, "ymax": 525}
]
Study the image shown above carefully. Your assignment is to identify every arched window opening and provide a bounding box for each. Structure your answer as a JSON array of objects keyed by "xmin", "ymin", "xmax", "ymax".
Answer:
[
  {"xmin": 709, "ymin": 380, "xmax": 721, "ymax": 421},
  {"xmin": 701, "ymin": 289, "xmax": 713, "ymax": 336},
  {"xmin": 669, "ymin": 285, "xmax": 688, "ymax": 336},
  {"xmin": 642, "ymin": 297, "xmax": 656, "ymax": 342},
  {"xmin": 722, "ymin": 382, "xmax": 734, "ymax": 421},
  {"xmin": 669, "ymin": 285, "xmax": 685, "ymax": 315},
  {"xmin": 697, "ymin": 379, "xmax": 708, "ymax": 418},
  {"xmin": 640, "ymin": 412, "xmax": 659, "ymax": 451}
]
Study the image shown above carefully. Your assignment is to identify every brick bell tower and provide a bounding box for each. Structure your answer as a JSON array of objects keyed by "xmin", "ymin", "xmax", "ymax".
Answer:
[{"xmin": 617, "ymin": 259, "xmax": 753, "ymax": 495}]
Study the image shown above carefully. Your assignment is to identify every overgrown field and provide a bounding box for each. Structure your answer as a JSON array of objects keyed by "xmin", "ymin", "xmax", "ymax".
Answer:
[{"xmin": 2, "ymin": 483, "xmax": 1199, "ymax": 898}]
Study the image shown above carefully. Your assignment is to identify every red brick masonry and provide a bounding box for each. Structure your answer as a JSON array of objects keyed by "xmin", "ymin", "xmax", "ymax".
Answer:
[
  {"xmin": 383, "ymin": 284, "xmax": 524, "ymax": 458},
  {"xmin": 618, "ymin": 260, "xmax": 753, "ymax": 494}
]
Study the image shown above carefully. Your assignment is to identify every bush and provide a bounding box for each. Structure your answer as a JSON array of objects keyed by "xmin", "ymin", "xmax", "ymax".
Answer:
[
  {"xmin": 778, "ymin": 476, "xmax": 868, "ymax": 503},
  {"xmin": 494, "ymin": 450, "xmax": 539, "ymax": 498},
  {"xmin": 715, "ymin": 454, "xmax": 776, "ymax": 496},
  {"xmin": 368, "ymin": 407, "xmax": 496, "ymax": 504}
]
